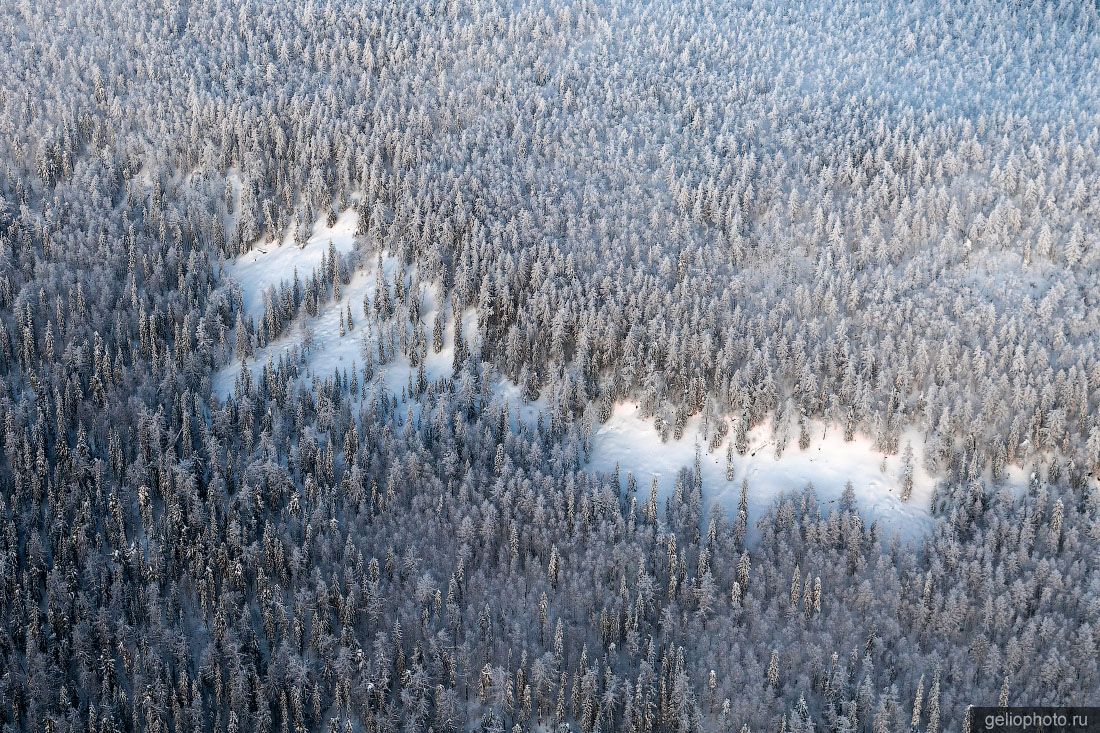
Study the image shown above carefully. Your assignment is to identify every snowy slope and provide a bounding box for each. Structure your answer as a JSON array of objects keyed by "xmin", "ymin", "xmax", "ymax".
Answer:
[
  {"xmin": 589, "ymin": 402, "xmax": 936, "ymax": 543},
  {"xmin": 216, "ymin": 208, "xmax": 1027, "ymax": 544},
  {"xmin": 215, "ymin": 209, "xmax": 457, "ymax": 399},
  {"xmin": 225, "ymin": 208, "xmax": 360, "ymax": 320}
]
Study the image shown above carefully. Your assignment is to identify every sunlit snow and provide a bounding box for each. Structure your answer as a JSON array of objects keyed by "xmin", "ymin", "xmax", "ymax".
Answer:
[
  {"xmin": 215, "ymin": 209, "xmax": 459, "ymax": 399},
  {"xmin": 592, "ymin": 403, "xmax": 933, "ymax": 543},
  {"xmin": 225, "ymin": 208, "xmax": 360, "ymax": 320}
]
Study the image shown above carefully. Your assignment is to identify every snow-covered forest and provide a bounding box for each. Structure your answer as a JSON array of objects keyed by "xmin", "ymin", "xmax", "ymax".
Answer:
[{"xmin": 0, "ymin": 0, "xmax": 1098, "ymax": 730}]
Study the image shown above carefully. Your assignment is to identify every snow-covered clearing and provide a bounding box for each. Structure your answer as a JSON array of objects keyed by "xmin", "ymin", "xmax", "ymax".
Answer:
[
  {"xmin": 586, "ymin": 403, "xmax": 1033, "ymax": 543},
  {"xmin": 225, "ymin": 208, "xmax": 360, "ymax": 320},
  {"xmin": 591, "ymin": 404, "xmax": 925, "ymax": 543},
  {"xmin": 215, "ymin": 209, "xmax": 470, "ymax": 401},
  {"xmin": 215, "ymin": 274, "xmax": 453, "ymax": 402}
]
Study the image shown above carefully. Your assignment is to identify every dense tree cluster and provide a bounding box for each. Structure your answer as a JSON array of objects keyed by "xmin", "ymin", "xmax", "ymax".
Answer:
[{"xmin": 0, "ymin": 0, "xmax": 1098, "ymax": 731}]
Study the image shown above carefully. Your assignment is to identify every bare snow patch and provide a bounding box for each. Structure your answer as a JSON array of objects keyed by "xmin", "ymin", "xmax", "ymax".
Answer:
[
  {"xmin": 214, "ymin": 253, "xmax": 455, "ymax": 399},
  {"xmin": 225, "ymin": 208, "xmax": 360, "ymax": 320},
  {"xmin": 588, "ymin": 402, "xmax": 939, "ymax": 543},
  {"xmin": 214, "ymin": 210, "xmax": 459, "ymax": 400}
]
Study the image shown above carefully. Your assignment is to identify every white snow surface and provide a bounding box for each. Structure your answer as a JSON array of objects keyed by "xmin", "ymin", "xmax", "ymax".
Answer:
[
  {"xmin": 588, "ymin": 402, "xmax": 939, "ymax": 543},
  {"xmin": 226, "ymin": 208, "xmax": 360, "ymax": 321},
  {"xmin": 215, "ymin": 209, "xmax": 468, "ymax": 400},
  {"xmin": 214, "ymin": 264, "xmax": 454, "ymax": 400}
]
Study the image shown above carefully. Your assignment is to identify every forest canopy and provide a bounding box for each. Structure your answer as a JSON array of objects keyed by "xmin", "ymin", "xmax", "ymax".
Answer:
[{"xmin": 0, "ymin": 0, "xmax": 1097, "ymax": 731}]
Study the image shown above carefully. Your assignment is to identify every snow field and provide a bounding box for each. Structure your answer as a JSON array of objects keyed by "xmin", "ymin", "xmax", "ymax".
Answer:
[
  {"xmin": 216, "ymin": 208, "xmax": 461, "ymax": 400},
  {"xmin": 225, "ymin": 207, "xmax": 360, "ymax": 321},
  {"xmin": 586, "ymin": 402, "xmax": 939, "ymax": 542},
  {"xmin": 217, "ymin": 207, "xmax": 1029, "ymax": 544}
]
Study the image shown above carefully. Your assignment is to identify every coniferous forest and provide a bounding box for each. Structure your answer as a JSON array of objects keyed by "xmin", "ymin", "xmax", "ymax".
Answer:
[{"xmin": 0, "ymin": 0, "xmax": 1098, "ymax": 731}]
